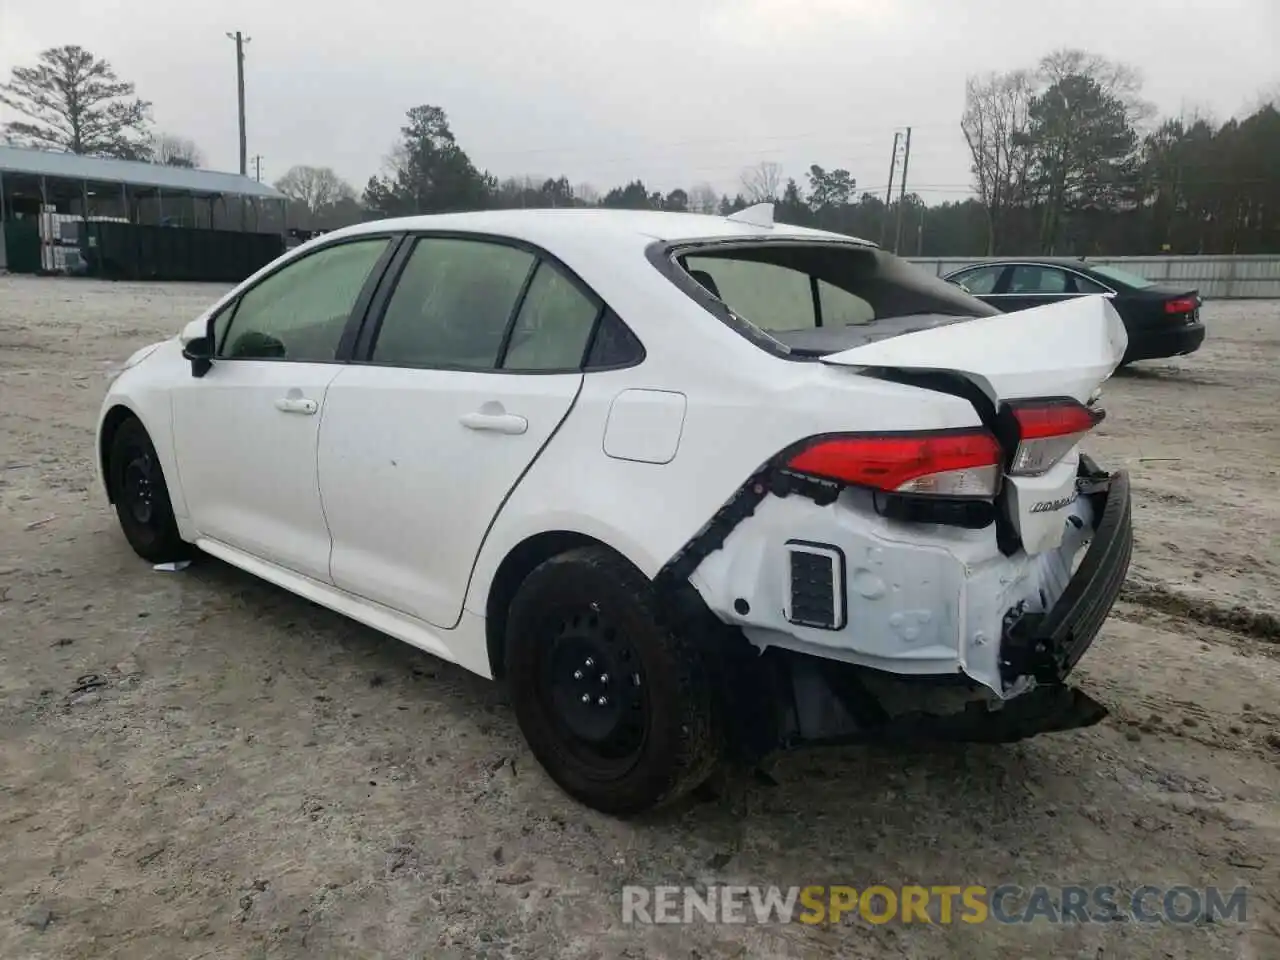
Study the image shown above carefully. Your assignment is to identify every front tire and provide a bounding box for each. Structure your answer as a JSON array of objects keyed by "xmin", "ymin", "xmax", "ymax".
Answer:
[
  {"xmin": 505, "ymin": 547, "xmax": 722, "ymax": 816},
  {"xmin": 106, "ymin": 416, "xmax": 193, "ymax": 564}
]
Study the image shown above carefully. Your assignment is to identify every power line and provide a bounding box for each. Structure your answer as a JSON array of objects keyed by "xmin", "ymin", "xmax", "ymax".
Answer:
[{"xmin": 472, "ymin": 122, "xmax": 961, "ymax": 160}]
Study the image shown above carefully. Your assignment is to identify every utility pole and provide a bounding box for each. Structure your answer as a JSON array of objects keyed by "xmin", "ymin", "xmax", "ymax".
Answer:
[
  {"xmin": 893, "ymin": 126, "xmax": 912, "ymax": 253},
  {"xmin": 252, "ymin": 154, "xmax": 263, "ymax": 182},
  {"xmin": 226, "ymin": 31, "xmax": 251, "ymax": 176},
  {"xmin": 879, "ymin": 131, "xmax": 900, "ymax": 247}
]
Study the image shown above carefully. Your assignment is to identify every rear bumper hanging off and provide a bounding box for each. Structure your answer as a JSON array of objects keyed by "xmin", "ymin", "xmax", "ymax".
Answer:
[
  {"xmin": 999, "ymin": 464, "xmax": 1133, "ymax": 687},
  {"xmin": 697, "ymin": 461, "xmax": 1133, "ymax": 757}
]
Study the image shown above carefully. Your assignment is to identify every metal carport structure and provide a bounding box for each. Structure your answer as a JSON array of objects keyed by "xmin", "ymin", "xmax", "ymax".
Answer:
[{"xmin": 0, "ymin": 145, "xmax": 287, "ymax": 274}]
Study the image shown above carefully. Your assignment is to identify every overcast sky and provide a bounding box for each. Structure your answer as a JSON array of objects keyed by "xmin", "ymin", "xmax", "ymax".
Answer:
[{"xmin": 2, "ymin": 0, "xmax": 1276, "ymax": 203}]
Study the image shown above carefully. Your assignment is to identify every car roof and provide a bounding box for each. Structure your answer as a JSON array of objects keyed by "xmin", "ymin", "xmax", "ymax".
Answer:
[
  {"xmin": 320, "ymin": 207, "xmax": 873, "ymax": 249},
  {"xmin": 952, "ymin": 257, "xmax": 1092, "ymax": 270}
]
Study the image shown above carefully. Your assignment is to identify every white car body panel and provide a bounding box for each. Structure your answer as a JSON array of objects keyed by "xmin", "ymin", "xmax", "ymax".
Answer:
[
  {"xmin": 96, "ymin": 208, "xmax": 1127, "ymax": 701},
  {"xmin": 171, "ymin": 359, "xmax": 342, "ymax": 583},
  {"xmin": 820, "ymin": 295, "xmax": 1128, "ymax": 405},
  {"xmin": 821, "ymin": 296, "xmax": 1128, "ymax": 558},
  {"xmin": 688, "ymin": 486, "xmax": 1097, "ymax": 698},
  {"xmin": 317, "ymin": 365, "xmax": 584, "ymax": 630}
]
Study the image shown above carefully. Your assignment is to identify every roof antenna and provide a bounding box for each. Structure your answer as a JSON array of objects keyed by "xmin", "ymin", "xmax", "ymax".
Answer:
[{"xmin": 726, "ymin": 202, "xmax": 774, "ymax": 228}]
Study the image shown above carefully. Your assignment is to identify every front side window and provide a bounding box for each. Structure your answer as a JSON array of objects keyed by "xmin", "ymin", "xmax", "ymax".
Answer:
[
  {"xmin": 951, "ymin": 264, "xmax": 1004, "ymax": 295},
  {"xmin": 501, "ymin": 261, "xmax": 601, "ymax": 370},
  {"xmin": 219, "ymin": 238, "xmax": 390, "ymax": 361},
  {"xmin": 371, "ymin": 237, "xmax": 535, "ymax": 369}
]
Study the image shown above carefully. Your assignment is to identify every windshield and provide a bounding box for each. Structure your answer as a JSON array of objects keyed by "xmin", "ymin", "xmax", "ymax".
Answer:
[
  {"xmin": 669, "ymin": 242, "xmax": 998, "ymax": 355},
  {"xmin": 1088, "ymin": 264, "xmax": 1155, "ymax": 289}
]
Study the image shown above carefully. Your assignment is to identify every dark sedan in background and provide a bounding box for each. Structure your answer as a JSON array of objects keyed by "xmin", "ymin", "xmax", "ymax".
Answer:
[{"xmin": 940, "ymin": 258, "xmax": 1205, "ymax": 363}]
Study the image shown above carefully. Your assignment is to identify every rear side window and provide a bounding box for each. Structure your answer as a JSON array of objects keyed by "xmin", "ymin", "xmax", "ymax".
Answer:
[
  {"xmin": 501, "ymin": 262, "xmax": 601, "ymax": 371},
  {"xmin": 665, "ymin": 242, "xmax": 998, "ymax": 356},
  {"xmin": 1009, "ymin": 265, "xmax": 1068, "ymax": 294},
  {"xmin": 372, "ymin": 238, "xmax": 534, "ymax": 369},
  {"xmin": 1071, "ymin": 274, "xmax": 1110, "ymax": 295}
]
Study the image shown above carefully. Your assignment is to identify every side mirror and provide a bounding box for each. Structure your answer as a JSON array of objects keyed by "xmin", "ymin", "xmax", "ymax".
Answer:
[{"xmin": 183, "ymin": 335, "xmax": 214, "ymax": 378}]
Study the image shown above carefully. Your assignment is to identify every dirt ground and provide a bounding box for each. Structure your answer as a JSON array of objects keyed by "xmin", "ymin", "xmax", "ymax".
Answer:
[{"xmin": 1, "ymin": 275, "xmax": 1278, "ymax": 960}]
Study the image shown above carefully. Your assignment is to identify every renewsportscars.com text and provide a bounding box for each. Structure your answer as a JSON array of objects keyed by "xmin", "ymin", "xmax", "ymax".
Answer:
[{"xmin": 621, "ymin": 884, "xmax": 1249, "ymax": 926}]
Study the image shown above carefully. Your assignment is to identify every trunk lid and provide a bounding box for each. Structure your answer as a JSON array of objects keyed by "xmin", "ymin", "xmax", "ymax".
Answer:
[
  {"xmin": 817, "ymin": 295, "xmax": 1127, "ymax": 404},
  {"xmin": 819, "ymin": 296, "xmax": 1128, "ymax": 557}
]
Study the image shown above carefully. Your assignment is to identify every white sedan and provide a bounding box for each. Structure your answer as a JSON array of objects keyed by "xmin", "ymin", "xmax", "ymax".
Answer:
[{"xmin": 96, "ymin": 204, "xmax": 1133, "ymax": 816}]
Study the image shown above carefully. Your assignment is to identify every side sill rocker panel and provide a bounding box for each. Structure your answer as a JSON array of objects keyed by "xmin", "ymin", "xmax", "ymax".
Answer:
[{"xmin": 194, "ymin": 537, "xmax": 492, "ymax": 678}]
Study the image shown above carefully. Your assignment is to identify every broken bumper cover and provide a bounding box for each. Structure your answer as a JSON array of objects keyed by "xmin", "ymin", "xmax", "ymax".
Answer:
[
  {"xmin": 1000, "ymin": 466, "xmax": 1133, "ymax": 687},
  {"xmin": 738, "ymin": 466, "xmax": 1130, "ymax": 753}
]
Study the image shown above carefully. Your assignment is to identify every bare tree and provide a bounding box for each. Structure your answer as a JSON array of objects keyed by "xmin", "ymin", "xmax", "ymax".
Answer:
[
  {"xmin": 574, "ymin": 182, "xmax": 600, "ymax": 206},
  {"xmin": 688, "ymin": 181, "xmax": 720, "ymax": 214},
  {"xmin": 274, "ymin": 165, "xmax": 358, "ymax": 215},
  {"xmin": 0, "ymin": 45, "xmax": 152, "ymax": 158},
  {"xmin": 151, "ymin": 133, "xmax": 203, "ymax": 168},
  {"xmin": 961, "ymin": 70, "xmax": 1035, "ymax": 254},
  {"xmin": 741, "ymin": 161, "xmax": 784, "ymax": 203},
  {"xmin": 1038, "ymin": 49, "xmax": 1155, "ymax": 126}
]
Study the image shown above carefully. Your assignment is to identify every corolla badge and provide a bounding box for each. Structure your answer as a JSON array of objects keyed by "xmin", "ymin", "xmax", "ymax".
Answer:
[{"xmin": 1030, "ymin": 491, "xmax": 1079, "ymax": 513}]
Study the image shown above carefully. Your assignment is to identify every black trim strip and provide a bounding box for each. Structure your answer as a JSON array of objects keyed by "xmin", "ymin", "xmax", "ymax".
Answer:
[
  {"xmin": 338, "ymin": 234, "xmax": 407, "ymax": 361},
  {"xmin": 493, "ymin": 258, "xmax": 542, "ymax": 369},
  {"xmin": 351, "ymin": 232, "xmax": 416, "ymax": 361}
]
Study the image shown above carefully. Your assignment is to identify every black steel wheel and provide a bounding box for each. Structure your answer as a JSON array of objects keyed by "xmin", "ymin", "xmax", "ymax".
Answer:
[
  {"xmin": 505, "ymin": 546, "xmax": 722, "ymax": 816},
  {"xmin": 107, "ymin": 416, "xmax": 192, "ymax": 564}
]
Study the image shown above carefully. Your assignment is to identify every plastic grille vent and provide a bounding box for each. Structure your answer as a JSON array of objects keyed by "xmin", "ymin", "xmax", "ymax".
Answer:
[{"xmin": 787, "ymin": 548, "xmax": 839, "ymax": 629}]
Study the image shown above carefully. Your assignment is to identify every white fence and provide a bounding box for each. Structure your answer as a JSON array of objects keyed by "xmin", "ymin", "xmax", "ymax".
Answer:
[{"xmin": 907, "ymin": 255, "xmax": 1280, "ymax": 299}]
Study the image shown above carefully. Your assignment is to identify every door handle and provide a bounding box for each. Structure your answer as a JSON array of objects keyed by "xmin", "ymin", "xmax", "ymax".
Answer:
[
  {"xmin": 275, "ymin": 396, "xmax": 318, "ymax": 415},
  {"xmin": 459, "ymin": 411, "xmax": 528, "ymax": 435}
]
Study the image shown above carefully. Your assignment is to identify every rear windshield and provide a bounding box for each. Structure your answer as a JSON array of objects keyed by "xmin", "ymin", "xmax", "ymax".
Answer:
[
  {"xmin": 1088, "ymin": 264, "xmax": 1155, "ymax": 289},
  {"xmin": 668, "ymin": 242, "xmax": 999, "ymax": 356}
]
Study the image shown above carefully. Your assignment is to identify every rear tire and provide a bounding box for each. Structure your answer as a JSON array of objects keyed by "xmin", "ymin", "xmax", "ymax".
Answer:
[
  {"xmin": 106, "ymin": 416, "xmax": 193, "ymax": 564},
  {"xmin": 505, "ymin": 546, "xmax": 722, "ymax": 816}
]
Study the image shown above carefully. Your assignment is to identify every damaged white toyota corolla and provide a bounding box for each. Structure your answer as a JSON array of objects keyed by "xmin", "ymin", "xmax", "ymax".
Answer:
[{"xmin": 96, "ymin": 204, "xmax": 1133, "ymax": 816}]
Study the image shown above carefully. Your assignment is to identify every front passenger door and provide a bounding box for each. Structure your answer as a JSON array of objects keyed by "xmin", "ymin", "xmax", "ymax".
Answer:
[{"xmin": 171, "ymin": 236, "xmax": 394, "ymax": 581}]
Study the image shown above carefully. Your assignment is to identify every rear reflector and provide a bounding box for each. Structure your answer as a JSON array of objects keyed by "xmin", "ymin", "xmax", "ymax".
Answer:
[
  {"xmin": 1164, "ymin": 297, "xmax": 1197, "ymax": 314},
  {"xmin": 1007, "ymin": 400, "xmax": 1104, "ymax": 476},
  {"xmin": 785, "ymin": 430, "xmax": 1002, "ymax": 498}
]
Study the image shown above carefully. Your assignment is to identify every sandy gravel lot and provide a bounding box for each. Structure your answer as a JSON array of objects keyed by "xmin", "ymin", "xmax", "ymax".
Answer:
[{"xmin": 1, "ymin": 276, "xmax": 1278, "ymax": 960}]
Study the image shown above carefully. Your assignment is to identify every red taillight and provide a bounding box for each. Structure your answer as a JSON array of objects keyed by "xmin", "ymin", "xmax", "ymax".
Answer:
[
  {"xmin": 785, "ymin": 430, "xmax": 1002, "ymax": 498},
  {"xmin": 1007, "ymin": 399, "xmax": 1104, "ymax": 476},
  {"xmin": 1164, "ymin": 297, "xmax": 1197, "ymax": 315}
]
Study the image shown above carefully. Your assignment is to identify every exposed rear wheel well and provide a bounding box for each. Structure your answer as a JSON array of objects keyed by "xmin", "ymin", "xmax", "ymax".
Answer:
[
  {"xmin": 485, "ymin": 531, "xmax": 631, "ymax": 680},
  {"xmin": 99, "ymin": 405, "xmax": 140, "ymax": 502}
]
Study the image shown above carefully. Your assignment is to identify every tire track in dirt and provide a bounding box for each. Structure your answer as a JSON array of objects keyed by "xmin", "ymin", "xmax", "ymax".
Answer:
[{"xmin": 1119, "ymin": 578, "xmax": 1280, "ymax": 642}]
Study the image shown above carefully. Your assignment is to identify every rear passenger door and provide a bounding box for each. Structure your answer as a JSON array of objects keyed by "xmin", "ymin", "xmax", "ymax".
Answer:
[
  {"xmin": 995, "ymin": 265, "xmax": 1078, "ymax": 313},
  {"xmin": 317, "ymin": 235, "xmax": 602, "ymax": 630}
]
